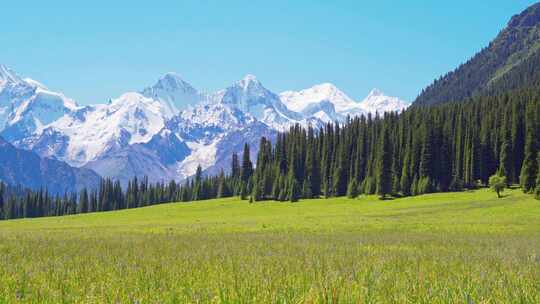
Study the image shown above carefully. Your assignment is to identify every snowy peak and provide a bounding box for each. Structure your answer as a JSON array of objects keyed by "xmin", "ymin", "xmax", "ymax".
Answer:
[
  {"xmin": 141, "ymin": 73, "xmax": 203, "ymax": 115},
  {"xmin": 0, "ymin": 64, "xmax": 81, "ymax": 143},
  {"xmin": 216, "ymin": 75, "xmax": 303, "ymax": 130},
  {"xmin": 154, "ymin": 72, "xmax": 197, "ymax": 93},
  {"xmin": 358, "ymin": 89, "xmax": 409, "ymax": 114},
  {"xmin": 0, "ymin": 64, "xmax": 23, "ymax": 86},
  {"xmin": 237, "ymin": 74, "xmax": 261, "ymax": 89},
  {"xmin": 280, "ymin": 83, "xmax": 356, "ymax": 114},
  {"xmin": 228, "ymin": 74, "xmax": 267, "ymax": 96},
  {"xmin": 366, "ymin": 88, "xmax": 384, "ymax": 98}
]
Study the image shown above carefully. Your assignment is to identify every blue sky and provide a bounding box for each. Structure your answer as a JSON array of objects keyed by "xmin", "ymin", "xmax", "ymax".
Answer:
[{"xmin": 0, "ymin": 0, "xmax": 537, "ymax": 104}]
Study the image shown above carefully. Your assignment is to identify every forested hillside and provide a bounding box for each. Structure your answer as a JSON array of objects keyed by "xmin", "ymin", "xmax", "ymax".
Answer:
[{"xmin": 415, "ymin": 3, "xmax": 540, "ymax": 105}]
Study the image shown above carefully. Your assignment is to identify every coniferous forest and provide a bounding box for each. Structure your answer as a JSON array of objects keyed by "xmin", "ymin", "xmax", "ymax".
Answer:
[{"xmin": 1, "ymin": 84, "xmax": 539, "ymax": 220}]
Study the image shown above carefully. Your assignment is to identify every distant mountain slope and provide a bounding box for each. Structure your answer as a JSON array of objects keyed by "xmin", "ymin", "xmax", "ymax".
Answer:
[
  {"xmin": 0, "ymin": 136, "xmax": 100, "ymax": 193},
  {"xmin": 415, "ymin": 3, "xmax": 540, "ymax": 105}
]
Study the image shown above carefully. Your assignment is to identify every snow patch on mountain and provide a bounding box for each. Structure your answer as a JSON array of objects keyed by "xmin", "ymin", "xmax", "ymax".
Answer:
[{"xmin": 177, "ymin": 138, "xmax": 220, "ymax": 178}]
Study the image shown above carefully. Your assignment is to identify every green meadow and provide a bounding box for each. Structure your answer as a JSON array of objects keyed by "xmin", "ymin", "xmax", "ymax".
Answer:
[{"xmin": 0, "ymin": 188, "xmax": 539, "ymax": 303}]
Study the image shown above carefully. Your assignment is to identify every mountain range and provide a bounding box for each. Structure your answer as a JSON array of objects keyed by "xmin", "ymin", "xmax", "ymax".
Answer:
[{"xmin": 0, "ymin": 65, "xmax": 408, "ymax": 187}]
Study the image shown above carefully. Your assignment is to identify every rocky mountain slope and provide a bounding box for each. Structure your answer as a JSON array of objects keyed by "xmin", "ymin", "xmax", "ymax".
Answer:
[{"xmin": 0, "ymin": 136, "xmax": 100, "ymax": 193}]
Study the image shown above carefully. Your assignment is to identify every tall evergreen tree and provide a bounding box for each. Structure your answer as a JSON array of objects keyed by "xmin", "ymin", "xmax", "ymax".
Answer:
[
  {"xmin": 240, "ymin": 144, "xmax": 253, "ymax": 184},
  {"xmin": 520, "ymin": 108, "xmax": 538, "ymax": 193},
  {"xmin": 376, "ymin": 126, "xmax": 393, "ymax": 199}
]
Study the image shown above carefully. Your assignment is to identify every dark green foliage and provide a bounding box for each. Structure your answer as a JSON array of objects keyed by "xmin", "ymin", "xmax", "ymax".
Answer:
[
  {"xmin": 288, "ymin": 176, "xmax": 300, "ymax": 202},
  {"xmin": 79, "ymin": 188, "xmax": 89, "ymax": 213},
  {"xmin": 376, "ymin": 125, "xmax": 393, "ymax": 199},
  {"xmin": 217, "ymin": 170, "xmax": 231, "ymax": 198},
  {"xmin": 535, "ymin": 153, "xmax": 540, "ymax": 200},
  {"xmin": 489, "ymin": 174, "xmax": 507, "ymax": 198},
  {"xmin": 347, "ymin": 179, "xmax": 359, "ymax": 198},
  {"xmin": 520, "ymin": 102, "xmax": 539, "ymax": 193},
  {"xmin": 192, "ymin": 165, "xmax": 203, "ymax": 201}
]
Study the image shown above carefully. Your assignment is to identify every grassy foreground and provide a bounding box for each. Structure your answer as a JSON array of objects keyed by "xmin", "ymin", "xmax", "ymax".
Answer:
[{"xmin": 0, "ymin": 189, "xmax": 539, "ymax": 303}]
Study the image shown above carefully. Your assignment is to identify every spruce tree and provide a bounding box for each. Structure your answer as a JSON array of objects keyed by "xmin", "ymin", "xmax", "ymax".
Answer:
[
  {"xmin": 79, "ymin": 188, "xmax": 89, "ymax": 213},
  {"xmin": 535, "ymin": 152, "xmax": 540, "ymax": 200},
  {"xmin": 288, "ymin": 175, "xmax": 300, "ymax": 202},
  {"xmin": 217, "ymin": 170, "xmax": 230, "ymax": 198},
  {"xmin": 498, "ymin": 140, "xmax": 512, "ymax": 180},
  {"xmin": 520, "ymin": 125, "xmax": 538, "ymax": 193},
  {"xmin": 192, "ymin": 165, "xmax": 203, "ymax": 200},
  {"xmin": 347, "ymin": 179, "xmax": 359, "ymax": 198},
  {"xmin": 240, "ymin": 143, "xmax": 253, "ymax": 193},
  {"xmin": 0, "ymin": 183, "xmax": 4, "ymax": 219},
  {"xmin": 376, "ymin": 127, "xmax": 392, "ymax": 199}
]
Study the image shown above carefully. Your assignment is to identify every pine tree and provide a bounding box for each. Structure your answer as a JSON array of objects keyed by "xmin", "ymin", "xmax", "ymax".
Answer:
[
  {"xmin": 288, "ymin": 174, "xmax": 300, "ymax": 202},
  {"xmin": 240, "ymin": 143, "xmax": 253, "ymax": 193},
  {"xmin": 347, "ymin": 179, "xmax": 359, "ymax": 198},
  {"xmin": 520, "ymin": 119, "xmax": 538, "ymax": 193},
  {"xmin": 498, "ymin": 140, "xmax": 512, "ymax": 180},
  {"xmin": 79, "ymin": 188, "xmax": 89, "ymax": 213},
  {"xmin": 0, "ymin": 183, "xmax": 4, "ymax": 219},
  {"xmin": 231, "ymin": 153, "xmax": 240, "ymax": 179},
  {"xmin": 534, "ymin": 152, "xmax": 540, "ymax": 200},
  {"xmin": 376, "ymin": 126, "xmax": 392, "ymax": 199},
  {"xmin": 535, "ymin": 152, "xmax": 540, "ymax": 200},
  {"xmin": 192, "ymin": 165, "xmax": 204, "ymax": 200},
  {"xmin": 217, "ymin": 170, "xmax": 230, "ymax": 198}
]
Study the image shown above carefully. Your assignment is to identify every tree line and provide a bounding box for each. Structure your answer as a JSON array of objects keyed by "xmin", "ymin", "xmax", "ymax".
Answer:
[{"xmin": 1, "ymin": 85, "xmax": 539, "ymax": 220}]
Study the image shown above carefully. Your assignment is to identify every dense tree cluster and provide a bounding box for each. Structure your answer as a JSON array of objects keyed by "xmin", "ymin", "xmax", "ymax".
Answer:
[
  {"xmin": 244, "ymin": 87, "xmax": 540, "ymax": 201},
  {"xmin": 0, "ymin": 173, "xmax": 218, "ymax": 220}
]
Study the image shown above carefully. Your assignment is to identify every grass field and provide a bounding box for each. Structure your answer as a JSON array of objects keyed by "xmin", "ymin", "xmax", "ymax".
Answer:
[{"xmin": 0, "ymin": 188, "xmax": 539, "ymax": 303}]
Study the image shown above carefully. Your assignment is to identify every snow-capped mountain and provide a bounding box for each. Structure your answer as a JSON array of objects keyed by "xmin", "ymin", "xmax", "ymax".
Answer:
[
  {"xmin": 280, "ymin": 84, "xmax": 409, "ymax": 122},
  {"xmin": 0, "ymin": 64, "xmax": 408, "ymax": 186},
  {"xmin": 141, "ymin": 72, "xmax": 206, "ymax": 115},
  {"xmin": 26, "ymin": 92, "xmax": 174, "ymax": 167},
  {"xmin": 212, "ymin": 75, "xmax": 305, "ymax": 131},
  {"xmin": 0, "ymin": 65, "xmax": 79, "ymax": 143},
  {"xmin": 360, "ymin": 88, "xmax": 410, "ymax": 114}
]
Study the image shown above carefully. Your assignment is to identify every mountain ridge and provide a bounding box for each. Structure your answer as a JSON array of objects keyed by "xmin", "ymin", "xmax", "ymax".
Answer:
[{"xmin": 415, "ymin": 2, "xmax": 540, "ymax": 105}]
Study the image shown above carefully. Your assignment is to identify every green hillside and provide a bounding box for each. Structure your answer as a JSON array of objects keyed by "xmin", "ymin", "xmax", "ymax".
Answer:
[
  {"xmin": 0, "ymin": 189, "xmax": 539, "ymax": 303},
  {"xmin": 415, "ymin": 3, "xmax": 540, "ymax": 105}
]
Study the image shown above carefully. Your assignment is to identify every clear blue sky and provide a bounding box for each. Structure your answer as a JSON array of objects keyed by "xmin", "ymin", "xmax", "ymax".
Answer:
[{"xmin": 1, "ymin": 0, "xmax": 537, "ymax": 104}]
